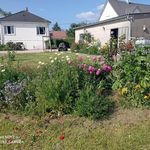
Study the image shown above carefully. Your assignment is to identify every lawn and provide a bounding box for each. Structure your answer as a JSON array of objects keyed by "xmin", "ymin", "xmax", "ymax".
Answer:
[
  {"xmin": 1, "ymin": 109, "xmax": 150, "ymax": 150},
  {"xmin": 0, "ymin": 51, "xmax": 150, "ymax": 149}
]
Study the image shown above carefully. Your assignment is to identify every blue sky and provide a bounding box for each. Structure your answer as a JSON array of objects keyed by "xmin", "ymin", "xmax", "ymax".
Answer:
[{"xmin": 0, "ymin": 0, "xmax": 149, "ymax": 29}]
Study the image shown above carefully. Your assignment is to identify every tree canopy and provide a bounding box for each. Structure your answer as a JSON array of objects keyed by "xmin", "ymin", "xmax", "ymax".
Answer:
[
  {"xmin": 67, "ymin": 22, "xmax": 87, "ymax": 38},
  {"xmin": 0, "ymin": 8, "xmax": 11, "ymax": 17},
  {"xmin": 52, "ymin": 22, "xmax": 61, "ymax": 31}
]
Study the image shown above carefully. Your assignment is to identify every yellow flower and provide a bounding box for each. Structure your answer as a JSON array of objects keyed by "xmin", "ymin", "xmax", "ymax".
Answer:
[
  {"xmin": 121, "ymin": 87, "xmax": 128, "ymax": 95},
  {"xmin": 144, "ymin": 96, "xmax": 149, "ymax": 100},
  {"xmin": 135, "ymin": 84, "xmax": 141, "ymax": 90}
]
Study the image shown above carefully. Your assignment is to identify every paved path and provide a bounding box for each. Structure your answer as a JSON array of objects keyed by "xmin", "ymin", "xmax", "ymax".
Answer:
[{"xmin": 0, "ymin": 49, "xmax": 58, "ymax": 56}]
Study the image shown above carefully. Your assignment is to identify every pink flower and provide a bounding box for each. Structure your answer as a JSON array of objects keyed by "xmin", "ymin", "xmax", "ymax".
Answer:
[
  {"xmin": 82, "ymin": 64, "xmax": 87, "ymax": 69},
  {"xmin": 88, "ymin": 66, "xmax": 95, "ymax": 74},
  {"xmin": 67, "ymin": 59, "xmax": 72, "ymax": 64},
  {"xmin": 102, "ymin": 64, "xmax": 112, "ymax": 72},
  {"xmin": 96, "ymin": 69, "xmax": 101, "ymax": 76},
  {"xmin": 78, "ymin": 56, "xmax": 84, "ymax": 62},
  {"xmin": 92, "ymin": 56, "xmax": 97, "ymax": 62}
]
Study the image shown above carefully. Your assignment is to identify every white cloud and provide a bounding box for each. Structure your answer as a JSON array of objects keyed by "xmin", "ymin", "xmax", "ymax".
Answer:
[
  {"xmin": 75, "ymin": 3, "xmax": 104, "ymax": 22},
  {"xmin": 97, "ymin": 4, "xmax": 104, "ymax": 10},
  {"xmin": 76, "ymin": 11, "xmax": 97, "ymax": 21}
]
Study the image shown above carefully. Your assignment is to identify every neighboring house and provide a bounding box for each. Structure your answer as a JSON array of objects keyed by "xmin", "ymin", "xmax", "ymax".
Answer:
[
  {"xmin": 0, "ymin": 9, "xmax": 50, "ymax": 50},
  {"xmin": 75, "ymin": 0, "xmax": 150, "ymax": 46},
  {"xmin": 50, "ymin": 31, "xmax": 67, "ymax": 40}
]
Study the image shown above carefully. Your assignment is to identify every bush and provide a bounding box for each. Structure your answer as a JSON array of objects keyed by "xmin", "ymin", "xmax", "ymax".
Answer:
[
  {"xmin": 6, "ymin": 42, "xmax": 25, "ymax": 50},
  {"xmin": 0, "ymin": 44, "xmax": 10, "ymax": 51},
  {"xmin": 76, "ymin": 85, "xmax": 114, "ymax": 120},
  {"xmin": 7, "ymin": 50, "xmax": 16, "ymax": 61},
  {"xmin": 78, "ymin": 45, "xmax": 100, "ymax": 55},
  {"xmin": 112, "ymin": 47, "xmax": 150, "ymax": 107}
]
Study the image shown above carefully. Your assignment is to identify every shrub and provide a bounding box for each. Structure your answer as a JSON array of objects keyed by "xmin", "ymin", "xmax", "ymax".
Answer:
[
  {"xmin": 7, "ymin": 50, "xmax": 16, "ymax": 61},
  {"xmin": 112, "ymin": 47, "xmax": 150, "ymax": 107},
  {"xmin": 0, "ymin": 44, "xmax": 10, "ymax": 51},
  {"xmin": 6, "ymin": 42, "xmax": 25, "ymax": 50},
  {"xmin": 76, "ymin": 85, "xmax": 114, "ymax": 120}
]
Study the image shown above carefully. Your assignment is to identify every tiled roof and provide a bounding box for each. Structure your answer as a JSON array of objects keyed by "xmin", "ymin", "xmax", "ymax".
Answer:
[
  {"xmin": 50, "ymin": 31, "xmax": 67, "ymax": 39},
  {"xmin": 0, "ymin": 10, "xmax": 50, "ymax": 23}
]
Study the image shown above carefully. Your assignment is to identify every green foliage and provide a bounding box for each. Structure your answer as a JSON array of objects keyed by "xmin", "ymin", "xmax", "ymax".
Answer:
[
  {"xmin": 0, "ymin": 54, "xmax": 114, "ymax": 120},
  {"xmin": 70, "ymin": 42, "xmax": 79, "ymax": 52},
  {"xmin": 112, "ymin": 47, "xmax": 150, "ymax": 107},
  {"xmin": 7, "ymin": 50, "xmax": 16, "ymax": 61},
  {"xmin": 67, "ymin": 22, "xmax": 87, "ymax": 38},
  {"xmin": 6, "ymin": 42, "xmax": 25, "ymax": 50},
  {"xmin": 52, "ymin": 22, "xmax": 61, "ymax": 31},
  {"xmin": 76, "ymin": 85, "xmax": 114, "ymax": 120},
  {"xmin": 0, "ymin": 44, "xmax": 10, "ymax": 51},
  {"xmin": 79, "ymin": 45, "xmax": 100, "ymax": 55}
]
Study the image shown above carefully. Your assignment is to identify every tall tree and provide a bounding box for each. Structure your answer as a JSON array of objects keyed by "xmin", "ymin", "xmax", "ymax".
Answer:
[
  {"xmin": 0, "ymin": 8, "xmax": 11, "ymax": 17},
  {"xmin": 67, "ymin": 22, "xmax": 87, "ymax": 38},
  {"xmin": 52, "ymin": 22, "xmax": 61, "ymax": 31}
]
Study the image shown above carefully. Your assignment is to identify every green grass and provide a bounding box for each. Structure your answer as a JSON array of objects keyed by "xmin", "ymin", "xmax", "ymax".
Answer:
[{"xmin": 1, "ymin": 109, "xmax": 150, "ymax": 150}]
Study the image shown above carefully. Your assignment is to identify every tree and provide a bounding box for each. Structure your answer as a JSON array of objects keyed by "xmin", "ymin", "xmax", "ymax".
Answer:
[
  {"xmin": 67, "ymin": 22, "xmax": 87, "ymax": 38},
  {"xmin": 52, "ymin": 22, "xmax": 61, "ymax": 31},
  {"xmin": 0, "ymin": 8, "xmax": 11, "ymax": 17}
]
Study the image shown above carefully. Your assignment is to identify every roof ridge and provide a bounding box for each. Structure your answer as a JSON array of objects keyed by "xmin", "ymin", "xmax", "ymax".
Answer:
[{"xmin": 0, "ymin": 10, "xmax": 25, "ymax": 20}]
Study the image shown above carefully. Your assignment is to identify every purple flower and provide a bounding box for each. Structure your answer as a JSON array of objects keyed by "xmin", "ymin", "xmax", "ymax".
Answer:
[
  {"xmin": 102, "ymin": 65, "xmax": 112, "ymax": 72},
  {"xmin": 88, "ymin": 66, "xmax": 95, "ymax": 74},
  {"xmin": 96, "ymin": 69, "xmax": 101, "ymax": 76}
]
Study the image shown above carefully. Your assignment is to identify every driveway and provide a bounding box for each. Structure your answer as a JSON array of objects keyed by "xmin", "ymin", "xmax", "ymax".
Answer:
[{"xmin": 0, "ymin": 49, "xmax": 58, "ymax": 56}]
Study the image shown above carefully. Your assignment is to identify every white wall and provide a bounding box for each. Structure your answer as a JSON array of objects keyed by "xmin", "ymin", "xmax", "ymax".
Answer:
[
  {"xmin": 75, "ymin": 21, "xmax": 130, "ymax": 46},
  {"xmin": 1, "ymin": 21, "xmax": 49, "ymax": 50},
  {"xmin": 99, "ymin": 1, "xmax": 118, "ymax": 21}
]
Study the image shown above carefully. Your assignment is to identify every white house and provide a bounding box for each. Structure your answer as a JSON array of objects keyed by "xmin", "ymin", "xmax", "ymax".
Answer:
[
  {"xmin": 0, "ymin": 9, "xmax": 50, "ymax": 50},
  {"xmin": 75, "ymin": 0, "xmax": 150, "ymax": 46}
]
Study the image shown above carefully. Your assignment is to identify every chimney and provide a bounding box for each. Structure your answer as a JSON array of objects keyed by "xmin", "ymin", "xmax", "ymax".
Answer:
[{"xmin": 25, "ymin": 7, "xmax": 28, "ymax": 12}]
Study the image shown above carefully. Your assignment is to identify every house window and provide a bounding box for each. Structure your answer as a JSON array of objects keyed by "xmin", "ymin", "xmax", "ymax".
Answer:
[
  {"xmin": 37, "ymin": 27, "xmax": 45, "ymax": 35},
  {"xmin": 4, "ymin": 26, "xmax": 14, "ymax": 35}
]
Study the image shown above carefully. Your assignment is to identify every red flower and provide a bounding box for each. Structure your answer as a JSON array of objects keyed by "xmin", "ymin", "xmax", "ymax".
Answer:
[{"xmin": 59, "ymin": 135, "xmax": 65, "ymax": 140}]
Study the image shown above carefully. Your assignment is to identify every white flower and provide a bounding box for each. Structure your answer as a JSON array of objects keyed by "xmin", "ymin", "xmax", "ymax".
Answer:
[
  {"xmin": 66, "ymin": 55, "xmax": 69, "ymax": 58},
  {"xmin": 41, "ymin": 62, "xmax": 45, "ymax": 65},
  {"xmin": 60, "ymin": 52, "xmax": 63, "ymax": 54},
  {"xmin": 49, "ymin": 57, "xmax": 52, "ymax": 59},
  {"xmin": 54, "ymin": 57, "xmax": 57, "ymax": 60},
  {"xmin": 57, "ymin": 53, "xmax": 61, "ymax": 56},
  {"xmin": 1, "ymin": 69, "xmax": 5, "ymax": 73},
  {"xmin": 62, "ymin": 56, "xmax": 64, "ymax": 59},
  {"xmin": 87, "ymin": 56, "xmax": 90, "ymax": 58},
  {"xmin": 66, "ymin": 57, "xmax": 70, "ymax": 61},
  {"xmin": 51, "ymin": 60, "xmax": 54, "ymax": 63},
  {"xmin": 38, "ymin": 61, "xmax": 42, "ymax": 65},
  {"xmin": 0, "ymin": 64, "xmax": 4, "ymax": 67},
  {"xmin": 55, "ymin": 52, "xmax": 58, "ymax": 55}
]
